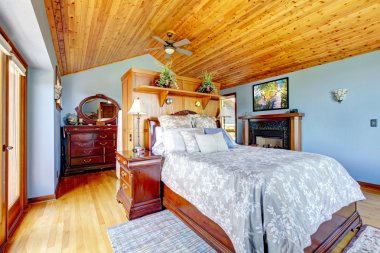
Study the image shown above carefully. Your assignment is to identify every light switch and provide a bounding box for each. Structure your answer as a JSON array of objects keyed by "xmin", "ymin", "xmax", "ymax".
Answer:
[{"xmin": 370, "ymin": 119, "xmax": 377, "ymax": 127}]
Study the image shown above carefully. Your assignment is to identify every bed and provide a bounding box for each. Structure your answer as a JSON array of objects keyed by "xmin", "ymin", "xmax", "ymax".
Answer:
[{"xmin": 146, "ymin": 111, "xmax": 364, "ymax": 253}]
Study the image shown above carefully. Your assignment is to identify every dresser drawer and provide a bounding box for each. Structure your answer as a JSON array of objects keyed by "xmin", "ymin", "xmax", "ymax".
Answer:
[
  {"xmin": 71, "ymin": 156, "xmax": 104, "ymax": 166},
  {"xmin": 94, "ymin": 132, "xmax": 115, "ymax": 140},
  {"xmin": 120, "ymin": 178, "xmax": 132, "ymax": 198},
  {"xmin": 71, "ymin": 147, "xmax": 103, "ymax": 157},
  {"xmin": 94, "ymin": 140, "xmax": 115, "ymax": 148},
  {"xmin": 71, "ymin": 133, "xmax": 93, "ymax": 141},
  {"xmin": 105, "ymin": 153, "xmax": 116, "ymax": 163},
  {"xmin": 71, "ymin": 141, "xmax": 94, "ymax": 149},
  {"xmin": 120, "ymin": 167, "xmax": 131, "ymax": 184}
]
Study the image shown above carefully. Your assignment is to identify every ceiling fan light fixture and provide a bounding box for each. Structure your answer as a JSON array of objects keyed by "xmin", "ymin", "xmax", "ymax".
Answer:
[{"xmin": 164, "ymin": 46, "xmax": 175, "ymax": 55}]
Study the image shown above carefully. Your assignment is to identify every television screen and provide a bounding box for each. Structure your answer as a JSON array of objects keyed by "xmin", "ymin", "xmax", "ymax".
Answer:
[{"xmin": 253, "ymin": 77, "xmax": 289, "ymax": 112}]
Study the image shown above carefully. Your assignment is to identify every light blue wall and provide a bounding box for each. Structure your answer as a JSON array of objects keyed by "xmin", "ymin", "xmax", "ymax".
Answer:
[
  {"xmin": 28, "ymin": 0, "xmax": 60, "ymax": 197},
  {"xmin": 27, "ymin": 68, "xmax": 56, "ymax": 198},
  {"xmin": 222, "ymin": 50, "xmax": 380, "ymax": 185},
  {"xmin": 61, "ymin": 54, "xmax": 162, "ymax": 124}
]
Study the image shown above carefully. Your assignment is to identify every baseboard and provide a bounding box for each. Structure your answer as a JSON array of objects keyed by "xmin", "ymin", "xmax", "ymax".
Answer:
[
  {"xmin": 28, "ymin": 194, "xmax": 56, "ymax": 204},
  {"xmin": 358, "ymin": 181, "xmax": 380, "ymax": 193}
]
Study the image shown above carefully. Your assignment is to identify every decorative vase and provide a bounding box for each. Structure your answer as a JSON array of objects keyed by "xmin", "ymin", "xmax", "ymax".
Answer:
[{"xmin": 66, "ymin": 113, "xmax": 78, "ymax": 125}]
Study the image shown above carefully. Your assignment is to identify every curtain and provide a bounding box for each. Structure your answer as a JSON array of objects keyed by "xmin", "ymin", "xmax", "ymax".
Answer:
[
  {"xmin": 8, "ymin": 60, "xmax": 21, "ymax": 208},
  {"xmin": 0, "ymin": 49, "xmax": 4, "ymax": 216}
]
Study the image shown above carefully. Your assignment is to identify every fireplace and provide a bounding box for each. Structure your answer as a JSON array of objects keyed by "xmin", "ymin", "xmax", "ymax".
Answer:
[
  {"xmin": 239, "ymin": 113, "xmax": 304, "ymax": 151},
  {"xmin": 254, "ymin": 130, "xmax": 284, "ymax": 148},
  {"xmin": 250, "ymin": 120, "xmax": 289, "ymax": 149}
]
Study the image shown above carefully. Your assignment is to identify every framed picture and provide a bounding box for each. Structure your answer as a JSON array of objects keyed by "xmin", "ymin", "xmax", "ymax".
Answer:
[
  {"xmin": 252, "ymin": 77, "xmax": 289, "ymax": 112},
  {"xmin": 55, "ymin": 66, "xmax": 62, "ymax": 111}
]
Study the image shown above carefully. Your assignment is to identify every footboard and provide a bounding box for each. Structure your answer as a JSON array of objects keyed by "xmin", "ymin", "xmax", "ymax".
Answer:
[{"xmin": 163, "ymin": 183, "xmax": 361, "ymax": 253}]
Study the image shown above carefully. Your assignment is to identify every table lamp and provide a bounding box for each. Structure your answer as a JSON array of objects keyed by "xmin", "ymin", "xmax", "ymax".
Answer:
[
  {"xmin": 128, "ymin": 97, "xmax": 146, "ymax": 153},
  {"xmin": 218, "ymin": 106, "xmax": 231, "ymax": 129}
]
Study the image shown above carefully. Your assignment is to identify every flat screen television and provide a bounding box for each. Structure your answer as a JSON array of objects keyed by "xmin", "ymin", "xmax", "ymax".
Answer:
[{"xmin": 252, "ymin": 77, "xmax": 289, "ymax": 112}]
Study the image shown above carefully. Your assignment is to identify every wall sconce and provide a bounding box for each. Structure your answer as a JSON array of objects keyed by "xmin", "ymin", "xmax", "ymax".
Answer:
[
  {"xmin": 165, "ymin": 97, "xmax": 173, "ymax": 105},
  {"xmin": 332, "ymin": 88, "xmax": 348, "ymax": 103}
]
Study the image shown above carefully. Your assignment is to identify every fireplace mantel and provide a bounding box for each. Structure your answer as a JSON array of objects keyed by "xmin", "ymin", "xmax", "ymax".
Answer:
[{"xmin": 238, "ymin": 113, "xmax": 305, "ymax": 151}]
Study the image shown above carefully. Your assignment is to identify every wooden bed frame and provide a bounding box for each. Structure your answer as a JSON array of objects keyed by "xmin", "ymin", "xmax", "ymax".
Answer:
[{"xmin": 147, "ymin": 112, "xmax": 362, "ymax": 253}]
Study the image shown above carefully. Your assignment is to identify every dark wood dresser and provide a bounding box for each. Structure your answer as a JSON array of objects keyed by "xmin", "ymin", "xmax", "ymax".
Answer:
[
  {"xmin": 116, "ymin": 151, "xmax": 162, "ymax": 220},
  {"xmin": 63, "ymin": 125, "xmax": 117, "ymax": 175}
]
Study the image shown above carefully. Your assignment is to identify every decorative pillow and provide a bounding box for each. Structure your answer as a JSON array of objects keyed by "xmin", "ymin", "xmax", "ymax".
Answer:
[
  {"xmin": 152, "ymin": 126, "xmax": 163, "ymax": 149},
  {"xmin": 204, "ymin": 128, "xmax": 237, "ymax": 149},
  {"xmin": 195, "ymin": 132, "xmax": 229, "ymax": 153},
  {"xmin": 180, "ymin": 129, "xmax": 204, "ymax": 153},
  {"xmin": 152, "ymin": 142, "xmax": 165, "ymax": 156},
  {"xmin": 158, "ymin": 115, "xmax": 192, "ymax": 130},
  {"xmin": 162, "ymin": 128, "xmax": 200, "ymax": 153},
  {"xmin": 194, "ymin": 116, "xmax": 217, "ymax": 128}
]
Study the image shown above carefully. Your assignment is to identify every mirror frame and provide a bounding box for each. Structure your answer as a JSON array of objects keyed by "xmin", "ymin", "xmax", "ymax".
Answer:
[{"xmin": 75, "ymin": 94, "xmax": 120, "ymax": 125}]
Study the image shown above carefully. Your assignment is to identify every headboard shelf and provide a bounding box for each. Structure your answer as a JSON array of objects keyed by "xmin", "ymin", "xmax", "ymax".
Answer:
[
  {"xmin": 134, "ymin": 85, "xmax": 223, "ymax": 108},
  {"xmin": 121, "ymin": 68, "xmax": 222, "ymax": 150}
]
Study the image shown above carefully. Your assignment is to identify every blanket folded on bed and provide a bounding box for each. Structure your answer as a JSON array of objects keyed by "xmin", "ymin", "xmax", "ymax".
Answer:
[{"xmin": 161, "ymin": 146, "xmax": 365, "ymax": 253}]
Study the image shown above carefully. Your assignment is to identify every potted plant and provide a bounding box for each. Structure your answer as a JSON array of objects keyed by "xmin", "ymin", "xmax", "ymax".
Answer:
[
  {"xmin": 155, "ymin": 63, "xmax": 178, "ymax": 89},
  {"xmin": 197, "ymin": 71, "xmax": 216, "ymax": 93}
]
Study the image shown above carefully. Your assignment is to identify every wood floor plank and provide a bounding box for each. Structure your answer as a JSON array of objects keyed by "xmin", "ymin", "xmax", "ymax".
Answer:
[{"xmin": 4, "ymin": 170, "xmax": 380, "ymax": 253}]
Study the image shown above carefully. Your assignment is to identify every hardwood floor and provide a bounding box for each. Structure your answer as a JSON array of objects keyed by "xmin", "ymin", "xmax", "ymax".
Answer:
[
  {"xmin": 4, "ymin": 170, "xmax": 380, "ymax": 253},
  {"xmin": 4, "ymin": 170, "xmax": 126, "ymax": 253}
]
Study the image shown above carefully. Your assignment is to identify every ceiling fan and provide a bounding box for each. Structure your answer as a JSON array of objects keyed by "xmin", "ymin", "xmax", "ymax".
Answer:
[{"xmin": 144, "ymin": 32, "xmax": 193, "ymax": 59}]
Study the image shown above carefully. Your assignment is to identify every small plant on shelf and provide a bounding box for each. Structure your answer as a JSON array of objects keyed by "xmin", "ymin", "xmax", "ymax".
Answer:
[
  {"xmin": 155, "ymin": 63, "xmax": 178, "ymax": 89},
  {"xmin": 197, "ymin": 71, "xmax": 216, "ymax": 94}
]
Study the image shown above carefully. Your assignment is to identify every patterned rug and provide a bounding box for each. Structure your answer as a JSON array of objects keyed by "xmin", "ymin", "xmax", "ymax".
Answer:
[
  {"xmin": 107, "ymin": 210, "xmax": 216, "ymax": 253},
  {"xmin": 343, "ymin": 225, "xmax": 380, "ymax": 253}
]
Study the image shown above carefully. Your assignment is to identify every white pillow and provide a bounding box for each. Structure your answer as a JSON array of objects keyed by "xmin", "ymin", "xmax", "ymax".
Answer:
[
  {"xmin": 195, "ymin": 132, "xmax": 229, "ymax": 153},
  {"xmin": 152, "ymin": 126, "xmax": 163, "ymax": 149},
  {"xmin": 162, "ymin": 128, "xmax": 201, "ymax": 153},
  {"xmin": 180, "ymin": 129, "xmax": 204, "ymax": 153}
]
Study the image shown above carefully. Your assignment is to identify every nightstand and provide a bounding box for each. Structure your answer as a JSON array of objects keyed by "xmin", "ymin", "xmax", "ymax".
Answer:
[{"xmin": 116, "ymin": 150, "xmax": 162, "ymax": 220}]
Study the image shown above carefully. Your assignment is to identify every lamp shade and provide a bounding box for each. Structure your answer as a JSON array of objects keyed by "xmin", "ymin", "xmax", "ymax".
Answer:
[
  {"xmin": 218, "ymin": 106, "xmax": 231, "ymax": 117},
  {"xmin": 128, "ymin": 97, "xmax": 146, "ymax": 115}
]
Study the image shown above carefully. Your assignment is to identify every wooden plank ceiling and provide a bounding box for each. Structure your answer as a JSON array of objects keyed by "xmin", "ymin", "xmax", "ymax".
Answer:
[{"xmin": 45, "ymin": 0, "xmax": 380, "ymax": 89}]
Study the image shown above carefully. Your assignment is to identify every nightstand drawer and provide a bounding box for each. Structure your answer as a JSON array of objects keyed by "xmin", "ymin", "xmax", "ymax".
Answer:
[
  {"xmin": 120, "ymin": 179, "xmax": 132, "ymax": 198},
  {"xmin": 120, "ymin": 167, "xmax": 131, "ymax": 184}
]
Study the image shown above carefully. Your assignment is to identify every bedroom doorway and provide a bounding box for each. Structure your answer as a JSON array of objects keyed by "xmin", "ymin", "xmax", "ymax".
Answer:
[{"xmin": 221, "ymin": 93, "xmax": 236, "ymax": 141}]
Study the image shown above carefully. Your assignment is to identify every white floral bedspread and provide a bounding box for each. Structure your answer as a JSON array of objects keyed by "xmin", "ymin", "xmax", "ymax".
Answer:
[{"xmin": 161, "ymin": 146, "xmax": 365, "ymax": 253}]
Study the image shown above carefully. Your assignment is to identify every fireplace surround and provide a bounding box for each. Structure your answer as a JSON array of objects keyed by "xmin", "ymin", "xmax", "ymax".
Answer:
[{"xmin": 239, "ymin": 113, "xmax": 304, "ymax": 151}]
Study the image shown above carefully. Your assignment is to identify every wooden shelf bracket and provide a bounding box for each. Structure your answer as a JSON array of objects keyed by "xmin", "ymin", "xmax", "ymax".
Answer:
[{"xmin": 159, "ymin": 90, "xmax": 169, "ymax": 107}]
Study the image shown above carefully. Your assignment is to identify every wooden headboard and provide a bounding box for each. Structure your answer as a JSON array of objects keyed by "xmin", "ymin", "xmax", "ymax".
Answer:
[{"xmin": 146, "ymin": 110, "xmax": 220, "ymax": 150}]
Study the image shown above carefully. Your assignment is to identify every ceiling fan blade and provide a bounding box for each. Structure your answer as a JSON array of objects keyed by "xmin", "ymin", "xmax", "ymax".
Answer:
[
  {"xmin": 165, "ymin": 53, "xmax": 171, "ymax": 59},
  {"xmin": 173, "ymin": 38, "xmax": 191, "ymax": 47},
  {"xmin": 152, "ymin": 36, "xmax": 168, "ymax": 45},
  {"xmin": 144, "ymin": 47, "xmax": 162, "ymax": 52},
  {"xmin": 176, "ymin": 48, "xmax": 193, "ymax": 56}
]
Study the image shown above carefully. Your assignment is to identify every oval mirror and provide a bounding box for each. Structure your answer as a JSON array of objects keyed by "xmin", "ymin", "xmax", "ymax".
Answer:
[{"xmin": 75, "ymin": 94, "xmax": 120, "ymax": 125}]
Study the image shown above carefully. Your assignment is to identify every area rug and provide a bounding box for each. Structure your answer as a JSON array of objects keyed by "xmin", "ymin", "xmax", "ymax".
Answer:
[
  {"xmin": 343, "ymin": 225, "xmax": 380, "ymax": 253},
  {"xmin": 107, "ymin": 210, "xmax": 216, "ymax": 253}
]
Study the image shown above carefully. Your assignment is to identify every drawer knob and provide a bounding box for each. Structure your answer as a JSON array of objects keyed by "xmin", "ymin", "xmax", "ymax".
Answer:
[
  {"xmin": 83, "ymin": 150, "xmax": 92, "ymax": 154},
  {"xmin": 99, "ymin": 142, "xmax": 108, "ymax": 146},
  {"xmin": 121, "ymin": 171, "xmax": 126, "ymax": 177},
  {"xmin": 100, "ymin": 135, "xmax": 107, "ymax": 139},
  {"xmin": 122, "ymin": 183, "xmax": 128, "ymax": 190},
  {"xmin": 83, "ymin": 159, "xmax": 92, "ymax": 163}
]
